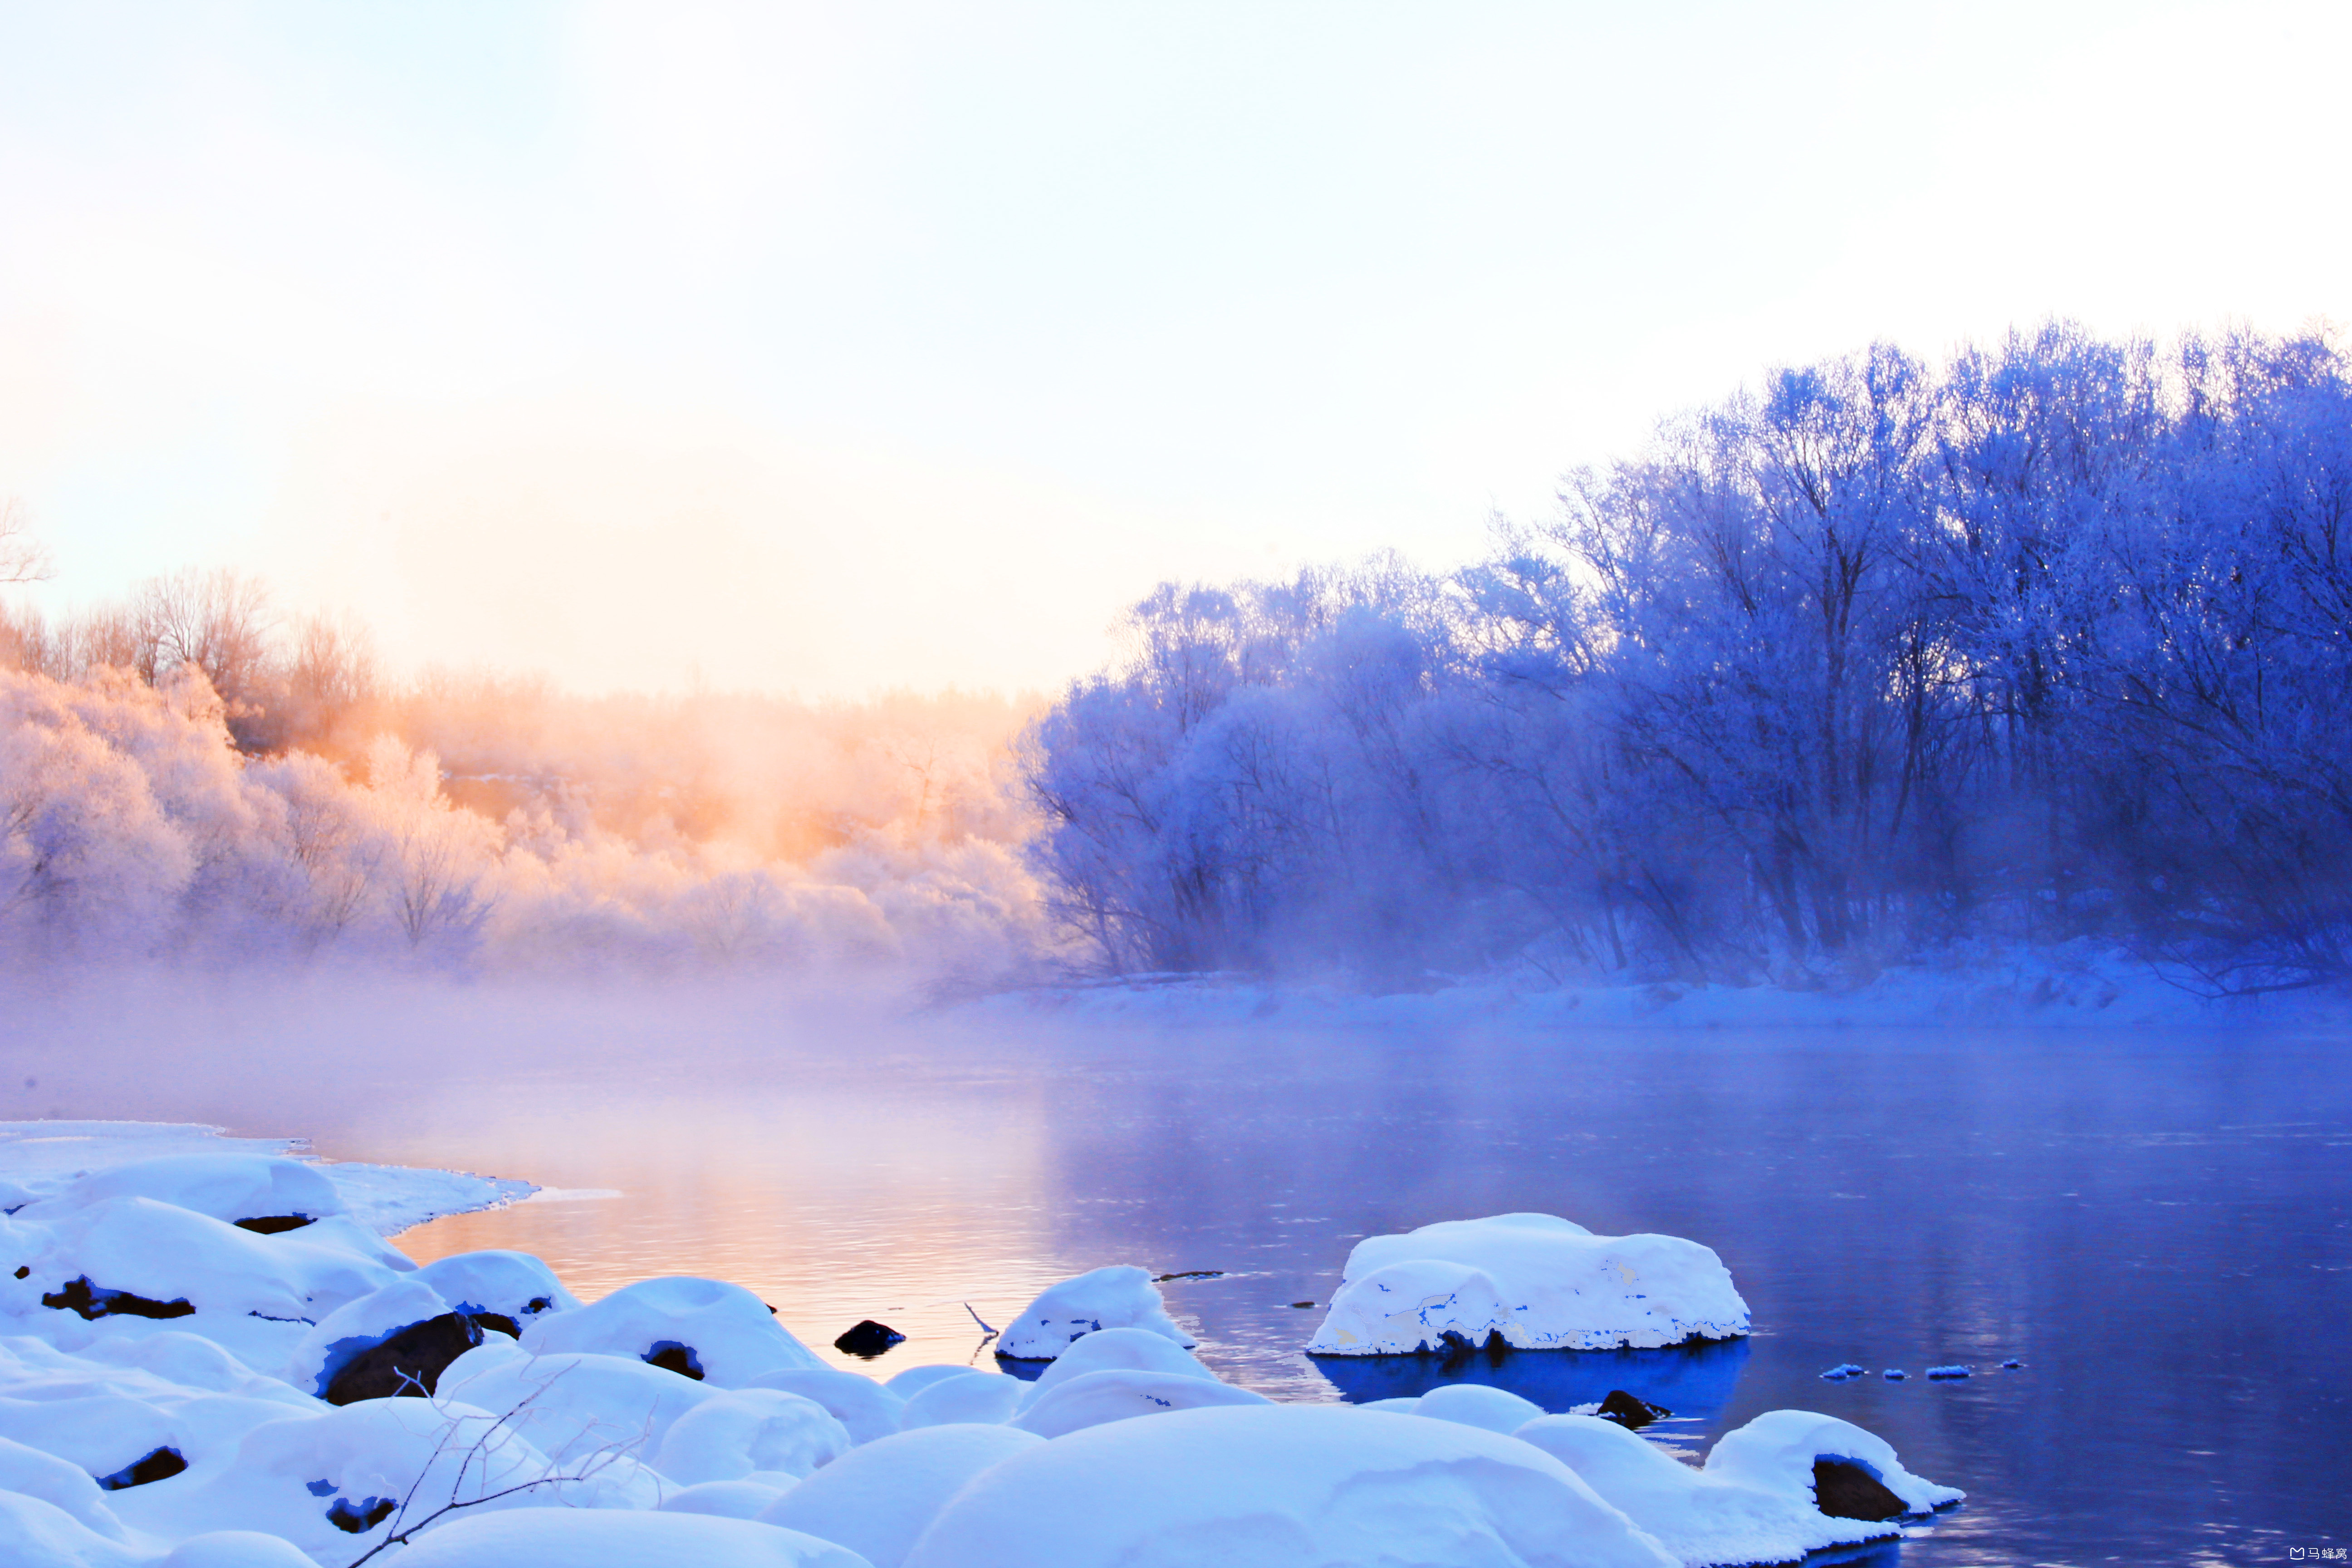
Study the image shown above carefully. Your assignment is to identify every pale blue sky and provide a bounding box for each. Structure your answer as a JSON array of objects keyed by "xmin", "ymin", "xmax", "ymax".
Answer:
[{"xmin": 1, "ymin": 1, "xmax": 2343, "ymax": 694}]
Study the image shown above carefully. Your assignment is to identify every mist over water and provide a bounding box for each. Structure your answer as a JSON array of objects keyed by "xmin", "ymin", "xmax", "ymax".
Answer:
[{"xmin": 7, "ymin": 971, "xmax": 2345, "ymax": 1562}]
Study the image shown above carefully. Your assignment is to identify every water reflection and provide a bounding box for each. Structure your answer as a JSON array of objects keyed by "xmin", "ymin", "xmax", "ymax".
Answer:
[{"xmin": 1310, "ymin": 1336, "xmax": 1752, "ymax": 1423}]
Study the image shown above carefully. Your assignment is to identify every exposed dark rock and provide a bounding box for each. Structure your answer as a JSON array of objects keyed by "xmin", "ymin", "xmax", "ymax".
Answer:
[
  {"xmin": 526, "ymin": 1296, "xmax": 553, "ymax": 1314},
  {"xmin": 833, "ymin": 1319, "xmax": 906, "ymax": 1357},
  {"xmin": 327, "ymin": 1496, "xmax": 397, "ymax": 1534},
  {"xmin": 41, "ymin": 1277, "xmax": 195, "ymax": 1321},
  {"xmin": 11, "ymin": 1266, "xmax": 24, "ymax": 1279},
  {"xmin": 96, "ymin": 1447, "xmax": 186, "ymax": 1490},
  {"xmin": 323, "ymin": 1313, "xmax": 483, "ymax": 1405},
  {"xmin": 470, "ymin": 1312, "xmax": 520, "ymax": 1339},
  {"xmin": 1813, "ymin": 1458, "xmax": 1911, "ymax": 1522},
  {"xmin": 1596, "ymin": 1389, "xmax": 1671, "ymax": 1429},
  {"xmin": 1152, "ymin": 1270, "xmax": 1225, "ymax": 1282},
  {"xmin": 643, "ymin": 1341, "xmax": 705, "ymax": 1380},
  {"xmin": 1289, "ymin": 1301, "xmax": 1316, "ymax": 1308},
  {"xmin": 232, "ymin": 1215, "xmax": 315, "ymax": 1235}
]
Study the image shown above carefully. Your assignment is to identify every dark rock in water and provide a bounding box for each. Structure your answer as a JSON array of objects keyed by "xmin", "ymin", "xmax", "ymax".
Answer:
[
  {"xmin": 470, "ymin": 1312, "xmax": 521, "ymax": 1339},
  {"xmin": 644, "ymin": 1341, "xmax": 705, "ymax": 1380},
  {"xmin": 96, "ymin": 1446, "xmax": 186, "ymax": 1490},
  {"xmin": 1813, "ymin": 1457, "xmax": 1911, "ymax": 1522},
  {"xmin": 833, "ymin": 1319, "xmax": 906, "ymax": 1357},
  {"xmin": 1925, "ymin": 1364, "xmax": 1971, "ymax": 1379},
  {"xmin": 42, "ymin": 1277, "xmax": 195, "ymax": 1322},
  {"xmin": 232, "ymin": 1215, "xmax": 315, "ymax": 1235},
  {"xmin": 1596, "ymin": 1388, "xmax": 1671, "ymax": 1429},
  {"xmin": 1819, "ymin": 1362, "xmax": 1865, "ymax": 1381},
  {"xmin": 1882, "ymin": 1369, "xmax": 1906, "ymax": 1381},
  {"xmin": 324, "ymin": 1313, "xmax": 483, "ymax": 1404},
  {"xmin": 2000, "ymin": 1358, "xmax": 2025, "ymax": 1369},
  {"xmin": 327, "ymin": 1496, "xmax": 397, "ymax": 1534},
  {"xmin": 1289, "ymin": 1301, "xmax": 1317, "ymax": 1309},
  {"xmin": 1152, "ymin": 1270, "xmax": 1225, "ymax": 1282}
]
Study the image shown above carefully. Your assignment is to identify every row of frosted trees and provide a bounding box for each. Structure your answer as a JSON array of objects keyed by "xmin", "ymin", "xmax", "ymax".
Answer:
[{"xmin": 1028, "ymin": 327, "xmax": 2352, "ymax": 992}]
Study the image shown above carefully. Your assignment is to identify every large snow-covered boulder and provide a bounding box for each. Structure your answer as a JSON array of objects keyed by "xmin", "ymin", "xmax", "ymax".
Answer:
[
  {"xmin": 1701, "ymin": 1409, "xmax": 1963, "ymax": 1519},
  {"xmin": 899, "ymin": 1404, "xmax": 1677, "ymax": 1568},
  {"xmin": 414, "ymin": 1250, "xmax": 581, "ymax": 1333},
  {"xmin": 435, "ymin": 1340, "xmax": 718, "ymax": 1467},
  {"xmin": 993, "ymin": 1266, "xmax": 1195, "ymax": 1360},
  {"xmin": 894, "ymin": 1371, "xmax": 1024, "ymax": 1430},
  {"xmin": 387, "ymin": 1507, "xmax": 877, "ymax": 1568},
  {"xmin": 131, "ymin": 1393, "xmax": 656, "ymax": 1559},
  {"xmin": 760, "ymin": 1424, "xmax": 1044, "ymax": 1568},
  {"xmin": 745, "ymin": 1366, "xmax": 906, "ymax": 1446},
  {"xmin": 1008, "ymin": 1368, "xmax": 1269, "ymax": 1439},
  {"xmin": 519, "ymin": 1278, "xmax": 822, "ymax": 1385},
  {"xmin": 1007, "ymin": 1326, "xmax": 1217, "ymax": 1416},
  {"xmin": 0, "ymin": 1488, "xmax": 143, "ymax": 1568},
  {"xmin": 1404, "ymin": 1382, "xmax": 1549, "ymax": 1434},
  {"xmin": 1308, "ymin": 1214, "xmax": 1749, "ymax": 1355},
  {"xmin": 652, "ymin": 1387, "xmax": 853, "ymax": 1485},
  {"xmin": 13, "ymin": 1154, "xmax": 349, "ymax": 1235},
  {"xmin": 1516, "ymin": 1413, "xmax": 1900, "ymax": 1565}
]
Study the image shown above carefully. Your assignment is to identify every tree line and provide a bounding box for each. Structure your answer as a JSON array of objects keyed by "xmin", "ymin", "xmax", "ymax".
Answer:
[{"xmin": 1027, "ymin": 325, "xmax": 2352, "ymax": 994}]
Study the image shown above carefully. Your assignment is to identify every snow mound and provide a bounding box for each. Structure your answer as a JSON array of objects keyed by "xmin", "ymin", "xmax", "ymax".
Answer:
[
  {"xmin": 895, "ymin": 1370, "xmax": 1024, "ymax": 1429},
  {"xmin": 760, "ymin": 1423, "xmax": 1044, "ymax": 1568},
  {"xmin": 1516, "ymin": 1414, "xmax": 1897, "ymax": 1565},
  {"xmin": 415, "ymin": 1251, "xmax": 581, "ymax": 1328},
  {"xmin": 0, "ymin": 1123, "xmax": 533, "ymax": 1239},
  {"xmin": 387, "ymin": 1507, "xmax": 877, "ymax": 1568},
  {"xmin": 155, "ymin": 1530, "xmax": 317, "ymax": 1568},
  {"xmin": 1308, "ymin": 1214, "xmax": 1749, "ymax": 1355},
  {"xmin": 519, "ymin": 1277, "xmax": 823, "ymax": 1385},
  {"xmin": 993, "ymin": 1266, "xmax": 1196, "ymax": 1359},
  {"xmin": 435, "ymin": 1340, "xmax": 718, "ymax": 1467},
  {"xmin": 1008, "ymin": 1326, "xmax": 1216, "ymax": 1416},
  {"xmin": 652, "ymin": 1387, "xmax": 853, "ymax": 1484},
  {"xmin": 1407, "ymin": 1382, "xmax": 1548, "ymax": 1434},
  {"xmin": 0, "ymin": 1488, "xmax": 143, "ymax": 1568},
  {"xmin": 745, "ymin": 1366, "xmax": 906, "ymax": 1446},
  {"xmin": 899, "ymin": 1403, "xmax": 1677, "ymax": 1568},
  {"xmin": 1009, "ymin": 1367, "xmax": 1271, "ymax": 1439},
  {"xmin": 1702, "ymin": 1409, "xmax": 1963, "ymax": 1517},
  {"xmin": 660, "ymin": 1478, "xmax": 794, "ymax": 1519}
]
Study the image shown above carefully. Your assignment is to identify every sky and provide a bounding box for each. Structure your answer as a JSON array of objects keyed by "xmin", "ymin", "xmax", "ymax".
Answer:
[{"xmin": 0, "ymin": 0, "xmax": 2345, "ymax": 696}]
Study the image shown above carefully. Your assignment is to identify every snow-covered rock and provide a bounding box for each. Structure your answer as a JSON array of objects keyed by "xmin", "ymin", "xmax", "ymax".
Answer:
[
  {"xmin": 13, "ymin": 1155, "xmax": 348, "ymax": 1233},
  {"xmin": 1701, "ymin": 1409, "xmax": 1964, "ymax": 1517},
  {"xmin": 652, "ymin": 1387, "xmax": 853, "ymax": 1485},
  {"xmin": 0, "ymin": 1435, "xmax": 135, "ymax": 1543},
  {"xmin": 154, "ymin": 1530, "xmax": 317, "ymax": 1568},
  {"xmin": 993, "ymin": 1266, "xmax": 1195, "ymax": 1360},
  {"xmin": 285, "ymin": 1276, "xmax": 461, "ymax": 1397},
  {"xmin": 387, "ymin": 1507, "xmax": 877, "ymax": 1568},
  {"xmin": 1009, "ymin": 1367, "xmax": 1270, "ymax": 1439},
  {"xmin": 434, "ymin": 1341, "xmax": 718, "ymax": 1468},
  {"xmin": 1516, "ymin": 1413, "xmax": 1898, "ymax": 1566},
  {"xmin": 880, "ymin": 1365, "xmax": 979, "ymax": 1399},
  {"xmin": 759, "ymin": 1423, "xmax": 1045, "ymax": 1568},
  {"xmin": 900, "ymin": 1404, "xmax": 1677, "ymax": 1568},
  {"xmin": 1406, "ymin": 1381, "xmax": 1549, "ymax": 1434},
  {"xmin": 660, "ymin": 1478, "xmax": 794, "ymax": 1519},
  {"xmin": 894, "ymin": 1371, "xmax": 1024, "ymax": 1430},
  {"xmin": 518, "ymin": 1278, "xmax": 822, "ymax": 1385},
  {"xmin": 1007, "ymin": 1326, "xmax": 1216, "ymax": 1416},
  {"xmin": 745, "ymin": 1367, "xmax": 905, "ymax": 1446},
  {"xmin": 0, "ymin": 1488, "xmax": 143, "ymax": 1568},
  {"xmin": 1308, "ymin": 1214, "xmax": 1749, "ymax": 1355},
  {"xmin": 414, "ymin": 1251, "xmax": 581, "ymax": 1329}
]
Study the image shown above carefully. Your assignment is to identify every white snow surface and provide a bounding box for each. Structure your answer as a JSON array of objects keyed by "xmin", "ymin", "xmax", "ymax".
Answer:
[
  {"xmin": 1516, "ymin": 1414, "xmax": 1899, "ymax": 1566},
  {"xmin": 992, "ymin": 1265, "xmax": 1196, "ymax": 1359},
  {"xmin": 1308, "ymin": 1213, "xmax": 1750, "ymax": 1354},
  {"xmin": 0, "ymin": 1123, "xmax": 534, "ymax": 1238},
  {"xmin": 899, "ymin": 1403, "xmax": 1679, "ymax": 1568},
  {"xmin": 0, "ymin": 1127, "xmax": 1969, "ymax": 1568}
]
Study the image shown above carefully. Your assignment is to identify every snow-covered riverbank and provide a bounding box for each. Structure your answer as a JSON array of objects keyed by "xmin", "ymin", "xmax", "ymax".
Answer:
[{"xmin": 0, "ymin": 1123, "xmax": 1964, "ymax": 1567}]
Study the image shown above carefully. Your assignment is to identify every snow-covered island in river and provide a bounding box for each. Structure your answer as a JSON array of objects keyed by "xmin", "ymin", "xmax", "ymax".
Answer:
[{"xmin": 0, "ymin": 1122, "xmax": 1960, "ymax": 1567}]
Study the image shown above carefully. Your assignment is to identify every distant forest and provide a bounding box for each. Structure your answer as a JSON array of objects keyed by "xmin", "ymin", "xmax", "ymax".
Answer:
[
  {"xmin": 6, "ymin": 325, "xmax": 2349, "ymax": 995},
  {"xmin": 1031, "ymin": 326, "xmax": 2352, "ymax": 995}
]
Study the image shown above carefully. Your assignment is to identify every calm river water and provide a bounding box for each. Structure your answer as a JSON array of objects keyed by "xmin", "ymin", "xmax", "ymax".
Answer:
[{"xmin": 11, "ymin": 976, "xmax": 2349, "ymax": 1563}]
